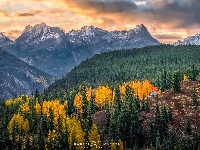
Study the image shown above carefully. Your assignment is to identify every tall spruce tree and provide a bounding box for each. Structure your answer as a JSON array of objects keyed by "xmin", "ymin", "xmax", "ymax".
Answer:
[{"xmin": 171, "ymin": 71, "xmax": 181, "ymax": 93}]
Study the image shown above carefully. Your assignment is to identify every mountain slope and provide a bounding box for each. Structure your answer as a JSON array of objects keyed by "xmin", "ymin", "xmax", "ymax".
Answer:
[
  {"xmin": 174, "ymin": 34, "xmax": 200, "ymax": 45},
  {"xmin": 0, "ymin": 33, "xmax": 12, "ymax": 46},
  {"xmin": 3, "ymin": 23, "xmax": 76, "ymax": 78},
  {"xmin": 3, "ymin": 23, "xmax": 160, "ymax": 78},
  {"xmin": 47, "ymin": 44, "xmax": 200, "ymax": 92},
  {"xmin": 0, "ymin": 48, "xmax": 54, "ymax": 99}
]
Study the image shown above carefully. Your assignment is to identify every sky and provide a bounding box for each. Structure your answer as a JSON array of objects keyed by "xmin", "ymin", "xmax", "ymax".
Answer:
[{"xmin": 0, "ymin": 0, "xmax": 200, "ymax": 44}]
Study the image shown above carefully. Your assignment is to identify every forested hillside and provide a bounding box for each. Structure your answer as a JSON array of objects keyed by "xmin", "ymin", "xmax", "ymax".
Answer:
[
  {"xmin": 1, "ymin": 76, "xmax": 200, "ymax": 149},
  {"xmin": 48, "ymin": 44, "xmax": 200, "ymax": 92},
  {"xmin": 1, "ymin": 44, "xmax": 200, "ymax": 149}
]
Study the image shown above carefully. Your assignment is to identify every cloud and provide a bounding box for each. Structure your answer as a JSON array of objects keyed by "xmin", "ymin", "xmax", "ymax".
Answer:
[
  {"xmin": 63, "ymin": 0, "xmax": 138, "ymax": 14},
  {"xmin": 155, "ymin": 33, "xmax": 183, "ymax": 40},
  {"xmin": 0, "ymin": 0, "xmax": 200, "ymax": 44},
  {"xmin": 4, "ymin": 30, "xmax": 22, "ymax": 40},
  {"xmin": 0, "ymin": 10, "xmax": 9, "ymax": 17}
]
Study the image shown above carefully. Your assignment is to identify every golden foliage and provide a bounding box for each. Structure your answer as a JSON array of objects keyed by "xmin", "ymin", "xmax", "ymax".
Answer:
[
  {"xmin": 89, "ymin": 123, "xmax": 101, "ymax": 150},
  {"xmin": 118, "ymin": 139, "xmax": 124, "ymax": 150},
  {"xmin": 110, "ymin": 140, "xmax": 117, "ymax": 150},
  {"xmin": 95, "ymin": 85, "xmax": 113, "ymax": 108},
  {"xmin": 8, "ymin": 113, "xmax": 29, "ymax": 134},
  {"xmin": 86, "ymin": 87, "xmax": 92, "ymax": 102},
  {"xmin": 65, "ymin": 117, "xmax": 85, "ymax": 150},
  {"xmin": 19, "ymin": 102, "xmax": 30, "ymax": 114},
  {"xmin": 34, "ymin": 102, "xmax": 41, "ymax": 115},
  {"xmin": 184, "ymin": 75, "xmax": 188, "ymax": 81},
  {"xmin": 74, "ymin": 93, "xmax": 83, "ymax": 111},
  {"xmin": 120, "ymin": 79, "xmax": 161, "ymax": 100},
  {"xmin": 47, "ymin": 130, "xmax": 57, "ymax": 141},
  {"xmin": 5, "ymin": 95, "xmax": 30, "ymax": 107}
]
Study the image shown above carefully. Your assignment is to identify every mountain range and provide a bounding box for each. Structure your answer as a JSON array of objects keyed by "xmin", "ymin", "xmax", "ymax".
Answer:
[
  {"xmin": 174, "ymin": 34, "xmax": 200, "ymax": 46},
  {"xmin": 0, "ymin": 47, "xmax": 54, "ymax": 99},
  {"xmin": 1, "ymin": 23, "xmax": 200, "ymax": 99},
  {"xmin": 1, "ymin": 23, "xmax": 160, "ymax": 78}
]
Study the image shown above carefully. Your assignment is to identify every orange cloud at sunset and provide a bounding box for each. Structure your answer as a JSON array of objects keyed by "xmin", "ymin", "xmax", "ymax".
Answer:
[{"xmin": 0, "ymin": 0, "xmax": 200, "ymax": 44}]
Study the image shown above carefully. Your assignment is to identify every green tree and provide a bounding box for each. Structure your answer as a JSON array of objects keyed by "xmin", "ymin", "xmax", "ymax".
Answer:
[
  {"xmin": 192, "ymin": 88, "xmax": 198, "ymax": 109},
  {"xmin": 171, "ymin": 71, "xmax": 181, "ymax": 93}
]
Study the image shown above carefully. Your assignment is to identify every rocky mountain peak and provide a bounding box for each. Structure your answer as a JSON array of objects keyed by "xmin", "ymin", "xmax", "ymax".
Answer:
[
  {"xmin": 33, "ymin": 22, "xmax": 48, "ymax": 30},
  {"xmin": 132, "ymin": 24, "xmax": 148, "ymax": 34},
  {"xmin": 22, "ymin": 25, "xmax": 33, "ymax": 34},
  {"xmin": 16, "ymin": 23, "xmax": 66, "ymax": 44},
  {"xmin": 174, "ymin": 33, "xmax": 200, "ymax": 46}
]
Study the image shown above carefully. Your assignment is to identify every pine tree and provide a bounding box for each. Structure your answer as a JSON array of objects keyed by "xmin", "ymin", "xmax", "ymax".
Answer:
[
  {"xmin": 185, "ymin": 116, "xmax": 192, "ymax": 135},
  {"xmin": 155, "ymin": 100, "xmax": 161, "ymax": 133},
  {"xmin": 145, "ymin": 100, "xmax": 150, "ymax": 113},
  {"xmin": 105, "ymin": 101, "xmax": 110, "ymax": 135},
  {"xmin": 188, "ymin": 65, "xmax": 198, "ymax": 81},
  {"xmin": 167, "ymin": 107, "xmax": 173, "ymax": 121},
  {"xmin": 114, "ymin": 86, "xmax": 122, "ymax": 113},
  {"xmin": 171, "ymin": 71, "xmax": 181, "ymax": 93},
  {"xmin": 80, "ymin": 85, "xmax": 88, "ymax": 120},
  {"xmin": 147, "ymin": 118, "xmax": 154, "ymax": 146},
  {"xmin": 192, "ymin": 126, "xmax": 200, "ymax": 150},
  {"xmin": 192, "ymin": 88, "xmax": 198, "ymax": 109}
]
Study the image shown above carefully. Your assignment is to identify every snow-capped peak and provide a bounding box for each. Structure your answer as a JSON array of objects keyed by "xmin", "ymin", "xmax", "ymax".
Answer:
[
  {"xmin": 34, "ymin": 22, "xmax": 48, "ymax": 29},
  {"xmin": 68, "ymin": 25, "xmax": 108, "ymax": 37},
  {"xmin": 16, "ymin": 23, "xmax": 66, "ymax": 44},
  {"xmin": 133, "ymin": 24, "xmax": 148, "ymax": 33},
  {"xmin": 22, "ymin": 25, "xmax": 33, "ymax": 34},
  {"xmin": 174, "ymin": 34, "xmax": 200, "ymax": 46}
]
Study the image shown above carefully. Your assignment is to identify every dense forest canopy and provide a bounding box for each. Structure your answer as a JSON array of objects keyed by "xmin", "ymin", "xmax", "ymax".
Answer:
[{"xmin": 48, "ymin": 44, "xmax": 200, "ymax": 92}]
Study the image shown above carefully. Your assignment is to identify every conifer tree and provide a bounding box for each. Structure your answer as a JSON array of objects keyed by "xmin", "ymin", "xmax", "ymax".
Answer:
[
  {"xmin": 185, "ymin": 116, "xmax": 192, "ymax": 135},
  {"xmin": 192, "ymin": 88, "xmax": 198, "ymax": 108},
  {"xmin": 105, "ymin": 101, "xmax": 110, "ymax": 134},
  {"xmin": 147, "ymin": 118, "xmax": 154, "ymax": 146},
  {"xmin": 167, "ymin": 107, "xmax": 173, "ymax": 121},
  {"xmin": 114, "ymin": 86, "xmax": 122, "ymax": 114},
  {"xmin": 80, "ymin": 85, "xmax": 88, "ymax": 120},
  {"xmin": 171, "ymin": 71, "xmax": 181, "ymax": 93},
  {"xmin": 192, "ymin": 126, "xmax": 200, "ymax": 150}
]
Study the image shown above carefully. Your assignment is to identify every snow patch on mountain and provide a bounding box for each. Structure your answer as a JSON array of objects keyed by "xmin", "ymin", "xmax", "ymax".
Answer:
[{"xmin": 174, "ymin": 34, "xmax": 200, "ymax": 46}]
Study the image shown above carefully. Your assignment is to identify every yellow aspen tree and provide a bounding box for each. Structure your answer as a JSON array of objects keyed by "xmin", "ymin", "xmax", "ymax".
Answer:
[
  {"xmin": 74, "ymin": 93, "xmax": 83, "ymax": 113},
  {"xmin": 22, "ymin": 119, "xmax": 30, "ymax": 132},
  {"xmin": 110, "ymin": 140, "xmax": 117, "ymax": 150},
  {"xmin": 95, "ymin": 85, "xmax": 112, "ymax": 108},
  {"xmin": 67, "ymin": 117, "xmax": 85, "ymax": 150},
  {"xmin": 118, "ymin": 139, "xmax": 124, "ymax": 150},
  {"xmin": 86, "ymin": 87, "xmax": 92, "ymax": 102},
  {"xmin": 184, "ymin": 75, "xmax": 188, "ymax": 81},
  {"xmin": 8, "ymin": 113, "xmax": 29, "ymax": 135},
  {"xmin": 34, "ymin": 102, "xmax": 41, "ymax": 115},
  {"xmin": 88, "ymin": 123, "xmax": 101, "ymax": 150},
  {"xmin": 19, "ymin": 102, "xmax": 30, "ymax": 114}
]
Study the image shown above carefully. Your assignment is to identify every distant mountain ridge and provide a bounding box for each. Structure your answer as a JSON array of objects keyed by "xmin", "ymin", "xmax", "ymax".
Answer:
[
  {"xmin": 174, "ymin": 34, "xmax": 200, "ymax": 45},
  {"xmin": 0, "ymin": 47, "xmax": 54, "ymax": 99},
  {"xmin": 2, "ymin": 23, "xmax": 160, "ymax": 78},
  {"xmin": 0, "ymin": 33, "xmax": 12, "ymax": 46}
]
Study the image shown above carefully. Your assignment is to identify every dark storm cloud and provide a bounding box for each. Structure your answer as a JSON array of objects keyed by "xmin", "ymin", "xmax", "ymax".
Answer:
[
  {"xmin": 149, "ymin": 0, "xmax": 200, "ymax": 28},
  {"xmin": 65, "ymin": 0, "xmax": 138, "ymax": 14},
  {"xmin": 155, "ymin": 33, "xmax": 183, "ymax": 39}
]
